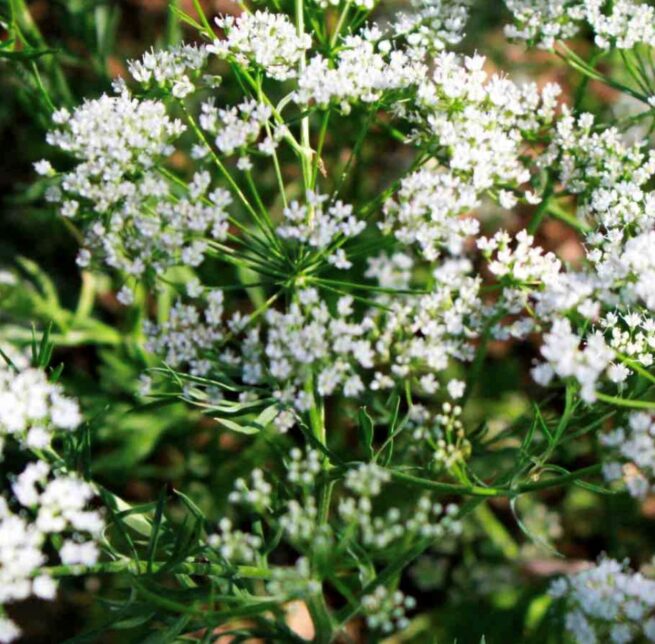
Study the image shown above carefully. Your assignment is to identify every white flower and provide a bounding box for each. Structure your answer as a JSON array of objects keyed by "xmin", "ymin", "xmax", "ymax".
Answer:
[
  {"xmin": 0, "ymin": 617, "xmax": 20, "ymax": 643},
  {"xmin": 34, "ymin": 159, "xmax": 54, "ymax": 176},
  {"xmin": 33, "ymin": 574, "xmax": 58, "ymax": 600},
  {"xmin": 447, "ymin": 379, "xmax": 465, "ymax": 399}
]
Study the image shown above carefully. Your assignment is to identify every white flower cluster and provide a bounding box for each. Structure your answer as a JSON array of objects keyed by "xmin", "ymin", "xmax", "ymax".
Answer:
[
  {"xmin": 144, "ymin": 289, "xmax": 228, "ymax": 376},
  {"xmin": 295, "ymin": 28, "xmax": 425, "ymax": 112},
  {"xmin": 0, "ymin": 356, "xmax": 102, "ymax": 644},
  {"xmin": 42, "ymin": 91, "xmax": 231, "ymax": 282},
  {"xmin": 144, "ymin": 264, "xmax": 484, "ymax": 418},
  {"xmin": 480, "ymin": 230, "xmax": 562, "ymax": 286},
  {"xmin": 586, "ymin": 0, "xmax": 655, "ymax": 49},
  {"xmin": 312, "ymin": 0, "xmax": 374, "ymax": 9},
  {"xmin": 210, "ymin": 11, "xmax": 311, "ymax": 82},
  {"xmin": 365, "ymin": 252, "xmax": 414, "ymax": 290},
  {"xmin": 504, "ymin": 0, "xmax": 655, "ymax": 49},
  {"xmin": 277, "ymin": 192, "xmax": 365, "ymax": 264},
  {"xmin": 602, "ymin": 412, "xmax": 655, "ymax": 498},
  {"xmin": 127, "ymin": 44, "xmax": 208, "ymax": 98},
  {"xmin": 257, "ymin": 289, "xmax": 374, "ymax": 412},
  {"xmin": 361, "ymin": 586, "xmax": 417, "ymax": 634},
  {"xmin": 503, "ymin": 0, "xmax": 586, "ymax": 49},
  {"xmin": 381, "ymin": 167, "xmax": 480, "ymax": 261},
  {"xmin": 0, "ymin": 352, "xmax": 81, "ymax": 451},
  {"xmin": 601, "ymin": 312, "xmax": 655, "ymax": 375},
  {"xmin": 374, "ymin": 260, "xmax": 484, "ymax": 382},
  {"xmin": 381, "ymin": 53, "xmax": 558, "ymax": 260},
  {"xmin": 550, "ymin": 557, "xmax": 655, "ymax": 644},
  {"xmin": 478, "ymin": 229, "xmax": 565, "ymax": 339},
  {"xmin": 199, "ymin": 98, "xmax": 275, "ymax": 157},
  {"xmin": 544, "ymin": 109, "xmax": 655, "ymax": 232},
  {"xmin": 45, "ymin": 91, "xmax": 183, "ymax": 212},
  {"xmin": 532, "ymin": 318, "xmax": 613, "ymax": 402},
  {"xmin": 0, "ymin": 461, "xmax": 103, "ymax": 643},
  {"xmin": 413, "ymin": 51, "xmax": 560, "ymax": 164},
  {"xmin": 391, "ymin": 0, "xmax": 471, "ymax": 54}
]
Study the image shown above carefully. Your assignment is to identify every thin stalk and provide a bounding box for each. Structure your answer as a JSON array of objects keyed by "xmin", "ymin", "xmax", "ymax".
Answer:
[
  {"xmin": 557, "ymin": 45, "xmax": 650, "ymax": 104},
  {"xmin": 388, "ymin": 462, "xmax": 603, "ymax": 497},
  {"xmin": 307, "ymin": 593, "xmax": 334, "ymax": 644},
  {"xmin": 42, "ymin": 559, "xmax": 272, "ymax": 579},
  {"xmin": 518, "ymin": 463, "xmax": 602, "ymax": 493},
  {"xmin": 615, "ymin": 352, "xmax": 655, "ymax": 386},
  {"xmin": 595, "ymin": 392, "xmax": 655, "ymax": 409},
  {"xmin": 311, "ymin": 110, "xmax": 331, "ymax": 185},
  {"xmin": 527, "ymin": 178, "xmax": 555, "ymax": 234},
  {"xmin": 330, "ymin": 0, "xmax": 353, "ymax": 48},
  {"xmin": 295, "ymin": 0, "xmax": 313, "ymax": 192},
  {"xmin": 545, "ymin": 202, "xmax": 591, "ymax": 233}
]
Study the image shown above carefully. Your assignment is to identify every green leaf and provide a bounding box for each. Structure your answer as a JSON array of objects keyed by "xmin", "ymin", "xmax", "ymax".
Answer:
[
  {"xmin": 146, "ymin": 488, "xmax": 168, "ymax": 574},
  {"xmin": 0, "ymin": 46, "xmax": 57, "ymax": 61},
  {"xmin": 358, "ymin": 407, "xmax": 374, "ymax": 460},
  {"xmin": 0, "ymin": 347, "xmax": 19, "ymax": 373},
  {"xmin": 141, "ymin": 614, "xmax": 192, "ymax": 643},
  {"xmin": 168, "ymin": 5, "xmax": 206, "ymax": 34},
  {"xmin": 213, "ymin": 404, "xmax": 279, "ymax": 435}
]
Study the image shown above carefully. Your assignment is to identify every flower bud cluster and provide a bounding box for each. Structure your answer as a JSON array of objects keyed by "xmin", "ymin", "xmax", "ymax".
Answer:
[
  {"xmin": 361, "ymin": 586, "xmax": 417, "ymax": 633},
  {"xmin": 339, "ymin": 463, "xmax": 461, "ymax": 549},
  {"xmin": 208, "ymin": 517, "xmax": 262, "ymax": 564},
  {"xmin": 228, "ymin": 468, "xmax": 273, "ymax": 511},
  {"xmin": 266, "ymin": 557, "xmax": 321, "ymax": 597}
]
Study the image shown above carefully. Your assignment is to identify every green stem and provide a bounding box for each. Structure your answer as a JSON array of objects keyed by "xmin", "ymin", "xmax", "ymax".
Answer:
[
  {"xmin": 295, "ymin": 0, "xmax": 313, "ymax": 192},
  {"xmin": 517, "ymin": 463, "xmax": 602, "ymax": 493},
  {"xmin": 329, "ymin": 0, "xmax": 353, "ymax": 47},
  {"xmin": 388, "ymin": 463, "xmax": 603, "ymax": 497},
  {"xmin": 307, "ymin": 593, "xmax": 334, "ymax": 644},
  {"xmin": 595, "ymin": 392, "xmax": 655, "ymax": 409},
  {"xmin": 42, "ymin": 559, "xmax": 272, "ymax": 579}
]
